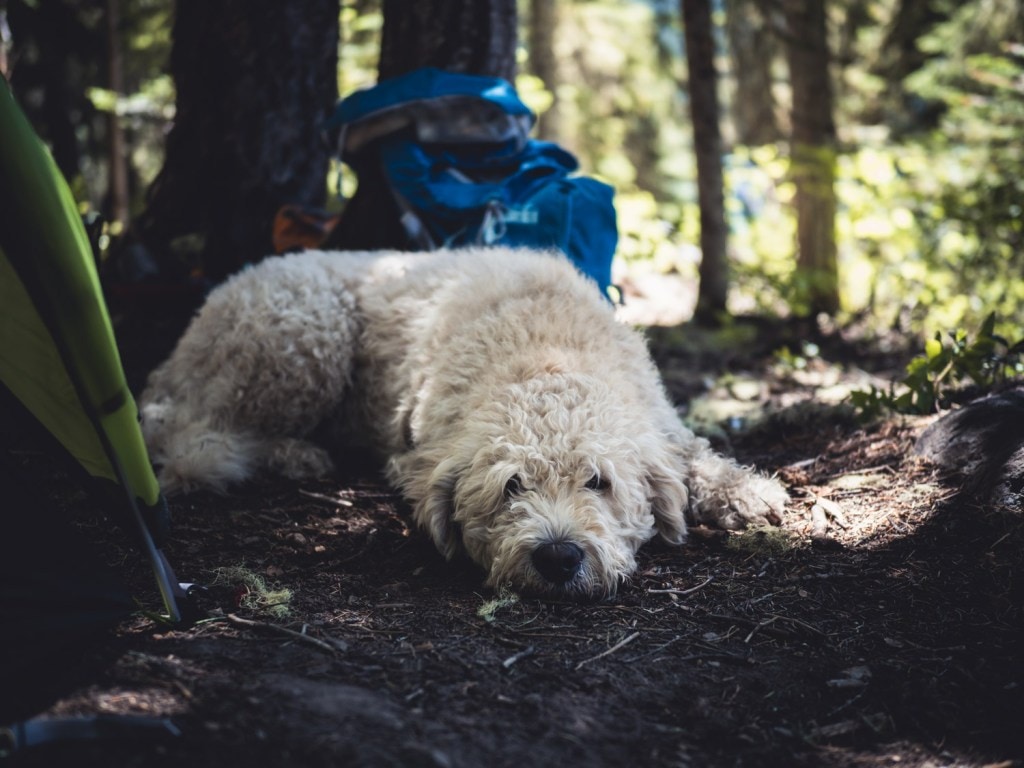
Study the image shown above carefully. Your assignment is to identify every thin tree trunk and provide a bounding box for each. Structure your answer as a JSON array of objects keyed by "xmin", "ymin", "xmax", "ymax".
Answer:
[
  {"xmin": 682, "ymin": 0, "xmax": 729, "ymax": 322},
  {"xmin": 782, "ymin": 0, "xmax": 839, "ymax": 317},
  {"xmin": 106, "ymin": 0, "xmax": 130, "ymax": 232},
  {"xmin": 724, "ymin": 0, "xmax": 780, "ymax": 146},
  {"xmin": 528, "ymin": 0, "xmax": 561, "ymax": 143},
  {"xmin": 874, "ymin": 0, "xmax": 946, "ymax": 83}
]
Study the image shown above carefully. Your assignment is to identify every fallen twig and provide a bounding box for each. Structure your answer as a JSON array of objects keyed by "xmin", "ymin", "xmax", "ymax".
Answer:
[
  {"xmin": 743, "ymin": 616, "xmax": 779, "ymax": 643},
  {"xmin": 777, "ymin": 614, "xmax": 828, "ymax": 637},
  {"xmin": 502, "ymin": 645, "xmax": 536, "ymax": 669},
  {"xmin": 623, "ymin": 635, "xmax": 681, "ymax": 662},
  {"xmin": 647, "ymin": 576, "xmax": 714, "ymax": 596},
  {"xmin": 575, "ymin": 631, "xmax": 640, "ymax": 670},
  {"xmin": 225, "ymin": 613, "xmax": 342, "ymax": 654},
  {"xmin": 298, "ymin": 488, "xmax": 354, "ymax": 507}
]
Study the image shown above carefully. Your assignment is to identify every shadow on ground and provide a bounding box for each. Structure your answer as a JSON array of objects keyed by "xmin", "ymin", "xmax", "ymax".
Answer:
[{"xmin": 2, "ymin": 313, "xmax": 1021, "ymax": 768}]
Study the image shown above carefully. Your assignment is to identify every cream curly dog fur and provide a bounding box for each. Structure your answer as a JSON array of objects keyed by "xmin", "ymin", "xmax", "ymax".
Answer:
[{"xmin": 141, "ymin": 247, "xmax": 787, "ymax": 598}]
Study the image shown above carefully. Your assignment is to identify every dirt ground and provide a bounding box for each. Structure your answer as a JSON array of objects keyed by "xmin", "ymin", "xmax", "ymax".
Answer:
[{"xmin": 3, "ymin": 286, "xmax": 1023, "ymax": 768}]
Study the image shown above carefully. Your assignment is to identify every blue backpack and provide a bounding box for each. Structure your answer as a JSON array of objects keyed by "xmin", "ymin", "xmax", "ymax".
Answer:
[{"xmin": 325, "ymin": 68, "xmax": 619, "ymax": 300}]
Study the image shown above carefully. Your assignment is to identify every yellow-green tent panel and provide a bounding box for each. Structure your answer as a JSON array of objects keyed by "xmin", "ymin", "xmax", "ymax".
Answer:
[{"xmin": 0, "ymin": 83, "xmax": 159, "ymax": 509}]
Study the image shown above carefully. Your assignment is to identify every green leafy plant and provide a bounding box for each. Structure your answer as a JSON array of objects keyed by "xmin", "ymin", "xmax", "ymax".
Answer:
[{"xmin": 849, "ymin": 314, "xmax": 1024, "ymax": 416}]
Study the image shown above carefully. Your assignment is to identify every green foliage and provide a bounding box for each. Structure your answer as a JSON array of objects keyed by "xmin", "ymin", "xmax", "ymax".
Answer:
[
  {"xmin": 724, "ymin": 145, "xmax": 798, "ymax": 316},
  {"xmin": 527, "ymin": 0, "xmax": 700, "ymax": 276},
  {"xmin": 722, "ymin": 21, "xmax": 1024, "ymax": 333},
  {"xmin": 338, "ymin": 0, "xmax": 382, "ymax": 95},
  {"xmin": 721, "ymin": 0, "xmax": 1024, "ymax": 332},
  {"xmin": 897, "ymin": 16, "xmax": 1024, "ymax": 332},
  {"xmin": 773, "ymin": 341, "xmax": 821, "ymax": 374},
  {"xmin": 849, "ymin": 314, "xmax": 1024, "ymax": 416}
]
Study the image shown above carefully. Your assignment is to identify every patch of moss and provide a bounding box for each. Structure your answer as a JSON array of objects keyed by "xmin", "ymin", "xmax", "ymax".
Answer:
[
  {"xmin": 724, "ymin": 526, "xmax": 800, "ymax": 557},
  {"xmin": 212, "ymin": 565, "xmax": 293, "ymax": 619},
  {"xmin": 477, "ymin": 585, "xmax": 520, "ymax": 623}
]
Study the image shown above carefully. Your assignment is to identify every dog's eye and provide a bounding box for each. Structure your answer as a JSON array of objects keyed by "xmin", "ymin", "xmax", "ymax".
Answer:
[
  {"xmin": 584, "ymin": 473, "xmax": 609, "ymax": 493},
  {"xmin": 504, "ymin": 474, "xmax": 523, "ymax": 499}
]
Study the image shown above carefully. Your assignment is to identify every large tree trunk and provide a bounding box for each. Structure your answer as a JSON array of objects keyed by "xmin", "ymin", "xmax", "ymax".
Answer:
[
  {"xmin": 682, "ymin": 0, "xmax": 729, "ymax": 323},
  {"xmin": 378, "ymin": 0, "xmax": 516, "ymax": 81},
  {"xmin": 326, "ymin": 0, "xmax": 518, "ymax": 251},
  {"xmin": 135, "ymin": 0, "xmax": 339, "ymax": 282},
  {"xmin": 782, "ymin": 0, "xmax": 839, "ymax": 317},
  {"xmin": 724, "ymin": 0, "xmax": 780, "ymax": 146}
]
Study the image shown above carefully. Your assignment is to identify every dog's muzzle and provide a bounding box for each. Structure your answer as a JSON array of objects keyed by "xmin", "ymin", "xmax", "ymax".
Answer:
[{"xmin": 531, "ymin": 541, "xmax": 585, "ymax": 584}]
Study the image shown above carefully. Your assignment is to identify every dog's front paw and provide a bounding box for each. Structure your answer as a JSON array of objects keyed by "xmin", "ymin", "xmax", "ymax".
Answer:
[{"xmin": 687, "ymin": 470, "xmax": 788, "ymax": 531}]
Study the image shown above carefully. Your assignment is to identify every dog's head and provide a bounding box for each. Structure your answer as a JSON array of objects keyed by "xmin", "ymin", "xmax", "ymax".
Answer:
[{"xmin": 398, "ymin": 373, "xmax": 688, "ymax": 599}]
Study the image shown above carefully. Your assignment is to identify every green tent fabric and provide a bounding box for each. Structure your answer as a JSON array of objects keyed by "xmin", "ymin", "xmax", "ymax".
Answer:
[{"xmin": 0, "ymin": 82, "xmax": 184, "ymax": 623}]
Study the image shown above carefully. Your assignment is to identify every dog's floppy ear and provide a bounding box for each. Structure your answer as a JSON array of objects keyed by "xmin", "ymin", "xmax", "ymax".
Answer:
[
  {"xmin": 645, "ymin": 444, "xmax": 689, "ymax": 545},
  {"xmin": 416, "ymin": 460, "xmax": 463, "ymax": 560}
]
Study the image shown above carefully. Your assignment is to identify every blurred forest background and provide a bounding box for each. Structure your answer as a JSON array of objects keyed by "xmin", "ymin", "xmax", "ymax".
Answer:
[{"xmin": 2, "ymin": 0, "xmax": 1022, "ymax": 341}]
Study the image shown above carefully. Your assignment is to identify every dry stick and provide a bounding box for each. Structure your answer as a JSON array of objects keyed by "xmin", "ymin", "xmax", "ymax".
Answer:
[
  {"xmin": 778, "ymin": 614, "xmax": 828, "ymax": 637},
  {"xmin": 647, "ymin": 576, "xmax": 715, "ymax": 596},
  {"xmin": 574, "ymin": 631, "xmax": 640, "ymax": 671},
  {"xmin": 298, "ymin": 488, "xmax": 354, "ymax": 507},
  {"xmin": 847, "ymin": 464, "xmax": 896, "ymax": 475},
  {"xmin": 226, "ymin": 613, "xmax": 341, "ymax": 654},
  {"xmin": 989, "ymin": 531, "xmax": 1013, "ymax": 550},
  {"xmin": 623, "ymin": 635, "xmax": 681, "ymax": 663},
  {"xmin": 744, "ymin": 616, "xmax": 779, "ymax": 644},
  {"xmin": 502, "ymin": 645, "xmax": 536, "ymax": 669}
]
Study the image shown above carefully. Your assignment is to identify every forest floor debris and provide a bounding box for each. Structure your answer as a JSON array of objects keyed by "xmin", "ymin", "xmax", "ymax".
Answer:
[{"xmin": 3, "ymin": 296, "xmax": 1022, "ymax": 768}]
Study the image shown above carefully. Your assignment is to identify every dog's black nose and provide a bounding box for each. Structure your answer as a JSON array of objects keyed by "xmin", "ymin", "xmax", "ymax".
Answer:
[{"xmin": 531, "ymin": 541, "xmax": 585, "ymax": 583}]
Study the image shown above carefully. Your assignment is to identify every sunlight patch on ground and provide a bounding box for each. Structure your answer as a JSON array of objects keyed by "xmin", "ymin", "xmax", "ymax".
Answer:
[{"xmin": 613, "ymin": 260, "xmax": 696, "ymax": 327}]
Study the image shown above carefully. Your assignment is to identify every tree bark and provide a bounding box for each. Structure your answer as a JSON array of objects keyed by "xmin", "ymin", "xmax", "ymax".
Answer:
[
  {"xmin": 682, "ymin": 0, "xmax": 729, "ymax": 323},
  {"xmin": 528, "ymin": 0, "xmax": 561, "ymax": 143},
  {"xmin": 106, "ymin": 0, "xmax": 130, "ymax": 232},
  {"xmin": 781, "ymin": 0, "xmax": 839, "ymax": 317},
  {"xmin": 378, "ymin": 0, "xmax": 517, "ymax": 82},
  {"xmin": 326, "ymin": 0, "xmax": 518, "ymax": 251},
  {"xmin": 136, "ymin": 0, "xmax": 339, "ymax": 282},
  {"xmin": 724, "ymin": 0, "xmax": 780, "ymax": 146}
]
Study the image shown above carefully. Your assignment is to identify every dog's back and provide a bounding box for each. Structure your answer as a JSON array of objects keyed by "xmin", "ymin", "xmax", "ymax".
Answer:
[
  {"xmin": 349, "ymin": 248, "xmax": 665, "ymax": 453},
  {"xmin": 140, "ymin": 247, "xmax": 627, "ymax": 492}
]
